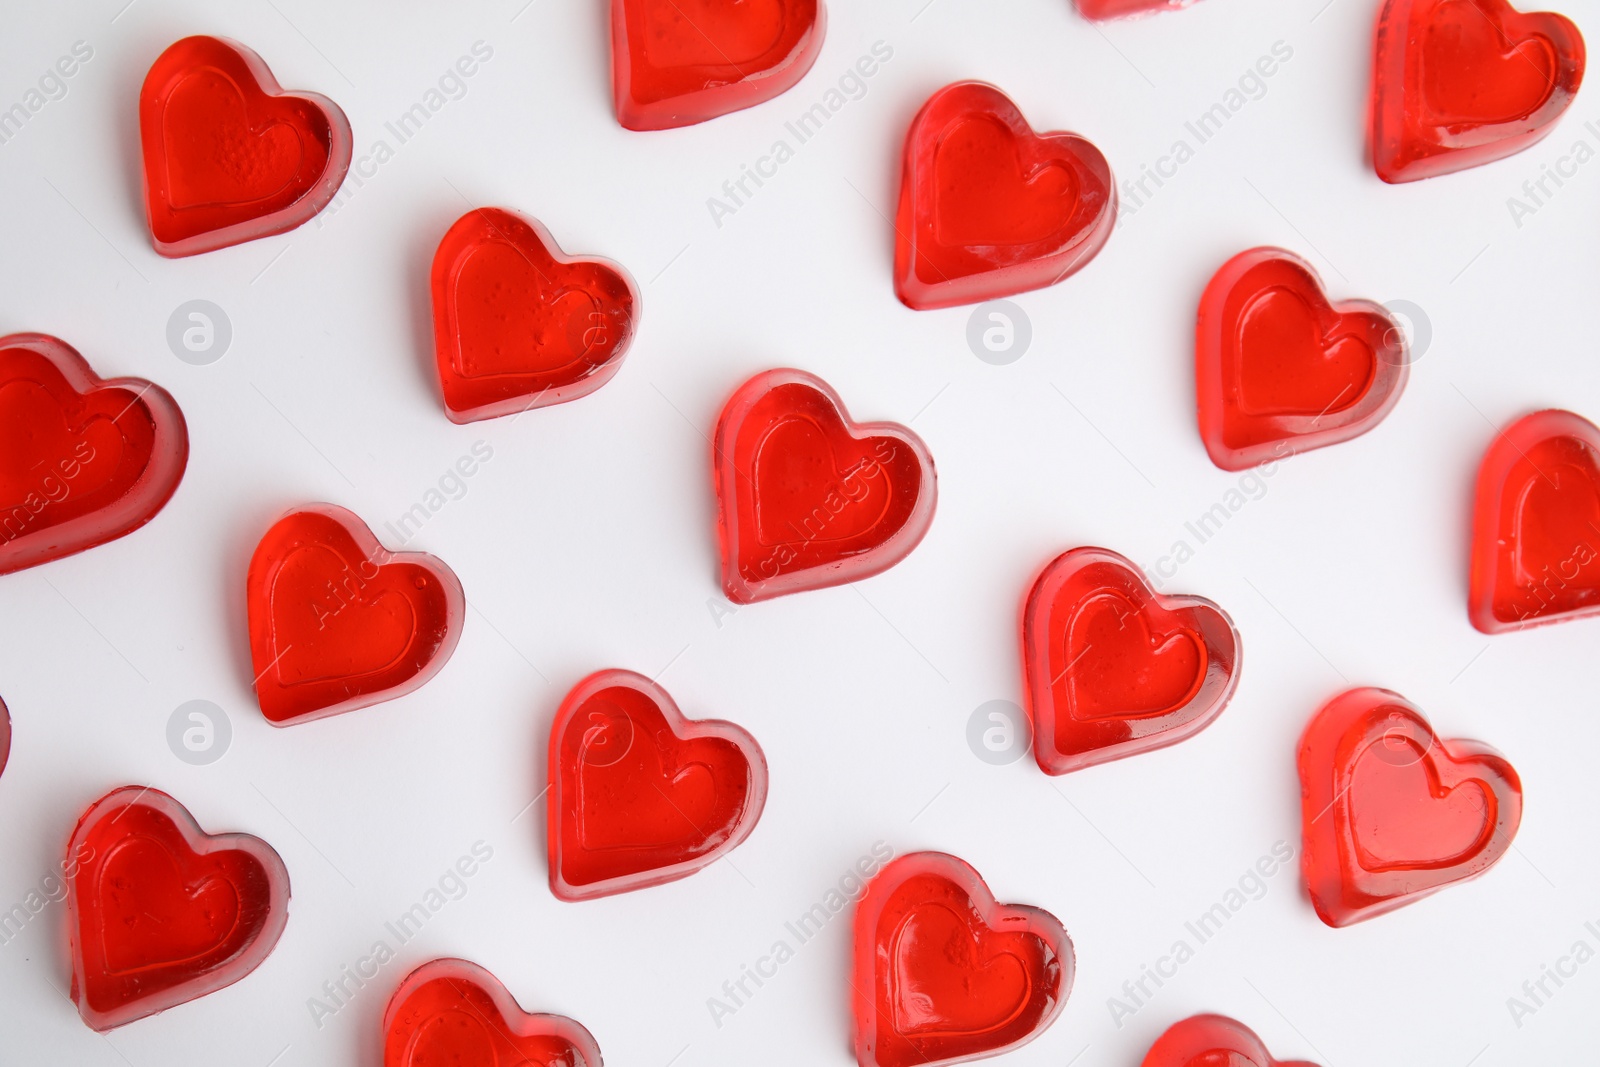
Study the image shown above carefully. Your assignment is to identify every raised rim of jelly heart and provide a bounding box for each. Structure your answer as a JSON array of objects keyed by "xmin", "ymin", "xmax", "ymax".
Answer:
[
  {"xmin": 1022, "ymin": 546, "xmax": 1241, "ymax": 775},
  {"xmin": 894, "ymin": 80, "xmax": 1116, "ymax": 311},
  {"xmin": 430, "ymin": 206, "xmax": 642, "ymax": 423},
  {"xmin": 1371, "ymin": 0, "xmax": 1586, "ymax": 183},
  {"xmin": 1140, "ymin": 1013, "xmax": 1320, "ymax": 1067},
  {"xmin": 1297, "ymin": 687, "xmax": 1522, "ymax": 928},
  {"xmin": 382, "ymin": 957, "xmax": 603, "ymax": 1067},
  {"xmin": 609, "ymin": 0, "xmax": 828, "ymax": 130},
  {"xmin": 712, "ymin": 367, "xmax": 937, "ymax": 603},
  {"xmin": 853, "ymin": 850, "xmax": 1073, "ymax": 1067},
  {"xmin": 546, "ymin": 668, "xmax": 769, "ymax": 901},
  {"xmin": 66, "ymin": 785, "xmax": 291, "ymax": 1031},
  {"xmin": 1468, "ymin": 408, "xmax": 1600, "ymax": 633},
  {"xmin": 1076, "ymin": 0, "xmax": 1199, "ymax": 19},
  {"xmin": 245, "ymin": 502, "xmax": 466, "ymax": 725},
  {"xmin": 1196, "ymin": 246, "xmax": 1409, "ymax": 471},
  {"xmin": 0, "ymin": 332, "xmax": 189, "ymax": 576},
  {"xmin": 139, "ymin": 35, "xmax": 353, "ymax": 256}
]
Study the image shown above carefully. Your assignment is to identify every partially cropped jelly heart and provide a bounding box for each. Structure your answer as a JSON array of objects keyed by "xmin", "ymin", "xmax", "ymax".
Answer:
[
  {"xmin": 246, "ymin": 504, "xmax": 464, "ymax": 725},
  {"xmin": 1077, "ymin": 0, "xmax": 1199, "ymax": 18},
  {"xmin": 140, "ymin": 35, "xmax": 352, "ymax": 256},
  {"xmin": 66, "ymin": 786, "xmax": 290, "ymax": 1031},
  {"xmin": 1469, "ymin": 409, "xmax": 1600, "ymax": 632},
  {"xmin": 431, "ymin": 207, "xmax": 640, "ymax": 423},
  {"xmin": 1298, "ymin": 687, "xmax": 1521, "ymax": 927},
  {"xmin": 1023, "ymin": 547, "xmax": 1240, "ymax": 775},
  {"xmin": 0, "ymin": 333, "xmax": 188, "ymax": 576},
  {"xmin": 895, "ymin": 81, "xmax": 1115, "ymax": 311},
  {"xmin": 0, "ymin": 696, "xmax": 10, "ymax": 780},
  {"xmin": 1141, "ymin": 1014, "xmax": 1320, "ymax": 1067},
  {"xmin": 853, "ymin": 852, "xmax": 1072, "ymax": 1067},
  {"xmin": 383, "ymin": 958, "xmax": 603, "ymax": 1067},
  {"xmin": 713, "ymin": 369, "xmax": 936, "ymax": 602},
  {"xmin": 1196, "ymin": 247, "xmax": 1408, "ymax": 471},
  {"xmin": 548, "ymin": 669, "xmax": 767, "ymax": 901},
  {"xmin": 610, "ymin": 0, "xmax": 826, "ymax": 130},
  {"xmin": 1371, "ymin": 0, "xmax": 1584, "ymax": 182}
]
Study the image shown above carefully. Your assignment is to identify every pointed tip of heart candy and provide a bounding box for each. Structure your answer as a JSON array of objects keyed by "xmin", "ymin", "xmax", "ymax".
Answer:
[
  {"xmin": 382, "ymin": 958, "xmax": 604, "ymax": 1067},
  {"xmin": 140, "ymin": 35, "xmax": 352, "ymax": 257},
  {"xmin": 66, "ymin": 785, "xmax": 290, "ymax": 1031}
]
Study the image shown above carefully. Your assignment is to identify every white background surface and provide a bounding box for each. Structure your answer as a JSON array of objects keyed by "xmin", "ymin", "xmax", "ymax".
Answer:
[{"xmin": 1, "ymin": 0, "xmax": 1599, "ymax": 1064}]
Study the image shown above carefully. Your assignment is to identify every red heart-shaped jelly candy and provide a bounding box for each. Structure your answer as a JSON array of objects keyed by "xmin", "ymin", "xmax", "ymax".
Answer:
[
  {"xmin": 713, "ymin": 369, "xmax": 936, "ymax": 603},
  {"xmin": 67, "ymin": 786, "xmax": 290, "ymax": 1030},
  {"xmin": 610, "ymin": 0, "xmax": 827, "ymax": 129},
  {"xmin": 895, "ymin": 81, "xmax": 1115, "ymax": 310},
  {"xmin": 548, "ymin": 669, "xmax": 767, "ymax": 901},
  {"xmin": 1077, "ymin": 0, "xmax": 1198, "ymax": 18},
  {"xmin": 431, "ymin": 207, "xmax": 640, "ymax": 423},
  {"xmin": 140, "ymin": 35, "xmax": 352, "ymax": 256},
  {"xmin": 1023, "ymin": 547, "xmax": 1240, "ymax": 774},
  {"xmin": 1298, "ymin": 687, "xmax": 1522, "ymax": 927},
  {"xmin": 1141, "ymin": 1014, "xmax": 1319, "ymax": 1067},
  {"xmin": 1469, "ymin": 409, "xmax": 1600, "ymax": 633},
  {"xmin": 246, "ymin": 504, "xmax": 464, "ymax": 725},
  {"xmin": 1372, "ymin": 0, "xmax": 1584, "ymax": 183},
  {"xmin": 0, "ymin": 333, "xmax": 188, "ymax": 576},
  {"xmin": 1196, "ymin": 247, "xmax": 1408, "ymax": 471},
  {"xmin": 853, "ymin": 851, "xmax": 1072, "ymax": 1067},
  {"xmin": 383, "ymin": 958, "xmax": 603, "ymax": 1067}
]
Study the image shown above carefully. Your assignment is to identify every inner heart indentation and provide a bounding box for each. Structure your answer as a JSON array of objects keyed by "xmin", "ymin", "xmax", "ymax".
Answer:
[
  {"xmin": 269, "ymin": 545, "xmax": 415, "ymax": 685},
  {"xmin": 1235, "ymin": 286, "xmax": 1374, "ymax": 417},
  {"xmin": 751, "ymin": 416, "xmax": 894, "ymax": 547},
  {"xmin": 933, "ymin": 117, "xmax": 1077, "ymax": 247},
  {"xmin": 639, "ymin": 0, "xmax": 788, "ymax": 68},
  {"xmin": 1420, "ymin": 0, "xmax": 1558, "ymax": 125},
  {"xmin": 890, "ymin": 903, "xmax": 1031, "ymax": 1037},
  {"xmin": 97, "ymin": 836, "xmax": 240, "ymax": 974},
  {"xmin": 163, "ymin": 68, "xmax": 305, "ymax": 209},
  {"xmin": 1065, "ymin": 592, "xmax": 1204, "ymax": 720},
  {"xmin": 1347, "ymin": 736, "xmax": 1494, "ymax": 873}
]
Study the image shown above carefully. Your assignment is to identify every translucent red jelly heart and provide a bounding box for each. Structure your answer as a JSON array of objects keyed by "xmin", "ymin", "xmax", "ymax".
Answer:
[
  {"xmin": 853, "ymin": 852, "xmax": 1072, "ymax": 1067},
  {"xmin": 895, "ymin": 81, "xmax": 1115, "ymax": 311},
  {"xmin": 547, "ymin": 669, "xmax": 767, "ymax": 901},
  {"xmin": 713, "ymin": 369, "xmax": 936, "ymax": 603},
  {"xmin": 0, "ymin": 333, "xmax": 188, "ymax": 576},
  {"xmin": 139, "ymin": 35, "xmax": 352, "ymax": 256},
  {"xmin": 1371, "ymin": 0, "xmax": 1584, "ymax": 183},
  {"xmin": 246, "ymin": 504, "xmax": 464, "ymax": 725},
  {"xmin": 1196, "ymin": 247, "xmax": 1408, "ymax": 471},
  {"xmin": 1469, "ymin": 409, "xmax": 1600, "ymax": 633},
  {"xmin": 66, "ymin": 786, "xmax": 290, "ymax": 1031},
  {"xmin": 1298, "ymin": 687, "xmax": 1522, "ymax": 927},
  {"xmin": 1141, "ymin": 1014, "xmax": 1320, "ymax": 1067},
  {"xmin": 382, "ymin": 958, "xmax": 602, "ymax": 1067},
  {"xmin": 0, "ymin": 696, "xmax": 10, "ymax": 780},
  {"xmin": 431, "ymin": 207, "xmax": 640, "ymax": 423},
  {"xmin": 1023, "ymin": 547, "xmax": 1240, "ymax": 775},
  {"xmin": 1077, "ymin": 0, "xmax": 1199, "ymax": 18},
  {"xmin": 610, "ymin": 0, "xmax": 826, "ymax": 130}
]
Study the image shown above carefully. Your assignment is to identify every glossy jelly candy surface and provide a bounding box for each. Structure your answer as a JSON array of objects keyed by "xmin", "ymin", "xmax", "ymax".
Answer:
[
  {"xmin": 383, "ymin": 958, "xmax": 603, "ymax": 1067},
  {"xmin": 246, "ymin": 504, "xmax": 464, "ymax": 725},
  {"xmin": 1023, "ymin": 547, "xmax": 1240, "ymax": 775},
  {"xmin": 610, "ymin": 0, "xmax": 826, "ymax": 130},
  {"xmin": 1077, "ymin": 0, "xmax": 1199, "ymax": 18},
  {"xmin": 713, "ymin": 368, "xmax": 936, "ymax": 603},
  {"xmin": 1141, "ymin": 1014, "xmax": 1319, "ymax": 1067},
  {"xmin": 1371, "ymin": 0, "xmax": 1584, "ymax": 183},
  {"xmin": 548, "ymin": 669, "xmax": 767, "ymax": 901},
  {"xmin": 1196, "ymin": 247, "xmax": 1408, "ymax": 471},
  {"xmin": 853, "ymin": 851, "xmax": 1071, "ymax": 1067},
  {"xmin": 66, "ymin": 786, "xmax": 290, "ymax": 1031},
  {"xmin": 431, "ymin": 207, "xmax": 640, "ymax": 423},
  {"xmin": 140, "ymin": 35, "xmax": 352, "ymax": 256},
  {"xmin": 895, "ymin": 81, "xmax": 1115, "ymax": 311},
  {"xmin": 1298, "ymin": 687, "xmax": 1521, "ymax": 927},
  {"xmin": 0, "ymin": 333, "xmax": 188, "ymax": 576},
  {"xmin": 1469, "ymin": 409, "xmax": 1600, "ymax": 633}
]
